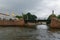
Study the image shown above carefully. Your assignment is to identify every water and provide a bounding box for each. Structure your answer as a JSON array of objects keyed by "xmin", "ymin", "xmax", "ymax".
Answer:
[{"xmin": 0, "ymin": 25, "xmax": 60, "ymax": 40}]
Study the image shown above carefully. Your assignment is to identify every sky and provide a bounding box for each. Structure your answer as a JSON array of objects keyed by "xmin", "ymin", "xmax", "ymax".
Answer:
[{"xmin": 0, "ymin": 0, "xmax": 60, "ymax": 19}]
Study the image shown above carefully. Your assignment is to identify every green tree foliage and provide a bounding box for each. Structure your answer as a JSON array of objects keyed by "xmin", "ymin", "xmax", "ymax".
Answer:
[
  {"xmin": 47, "ymin": 16, "xmax": 51, "ymax": 24},
  {"xmin": 23, "ymin": 12, "xmax": 37, "ymax": 22},
  {"xmin": 47, "ymin": 14, "xmax": 56, "ymax": 20},
  {"xmin": 23, "ymin": 12, "xmax": 37, "ymax": 20},
  {"xmin": 31, "ymin": 15, "xmax": 37, "ymax": 20},
  {"xmin": 47, "ymin": 14, "xmax": 56, "ymax": 24},
  {"xmin": 15, "ymin": 16, "xmax": 23, "ymax": 19},
  {"xmin": 57, "ymin": 15, "xmax": 60, "ymax": 19},
  {"xmin": 23, "ymin": 14, "xmax": 27, "ymax": 20},
  {"xmin": 47, "ymin": 15, "xmax": 51, "ymax": 20}
]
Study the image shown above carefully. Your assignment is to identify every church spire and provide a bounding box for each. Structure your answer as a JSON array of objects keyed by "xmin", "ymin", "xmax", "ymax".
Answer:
[{"xmin": 52, "ymin": 10, "xmax": 54, "ymax": 14}]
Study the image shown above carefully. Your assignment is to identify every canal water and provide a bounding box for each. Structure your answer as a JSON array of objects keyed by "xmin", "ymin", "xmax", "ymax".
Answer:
[{"xmin": 0, "ymin": 25, "xmax": 60, "ymax": 40}]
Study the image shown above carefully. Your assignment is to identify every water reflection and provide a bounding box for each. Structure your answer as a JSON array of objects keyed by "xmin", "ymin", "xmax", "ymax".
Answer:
[
  {"xmin": 36, "ymin": 25, "xmax": 60, "ymax": 40},
  {"xmin": 0, "ymin": 25, "xmax": 60, "ymax": 40},
  {"xmin": 37, "ymin": 25, "xmax": 48, "ymax": 29},
  {"xmin": 16, "ymin": 25, "xmax": 60, "ymax": 40}
]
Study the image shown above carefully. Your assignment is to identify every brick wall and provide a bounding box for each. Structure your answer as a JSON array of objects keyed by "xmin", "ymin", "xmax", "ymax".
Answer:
[
  {"xmin": 50, "ymin": 18, "xmax": 60, "ymax": 28},
  {"xmin": 0, "ymin": 18, "xmax": 25, "ymax": 26}
]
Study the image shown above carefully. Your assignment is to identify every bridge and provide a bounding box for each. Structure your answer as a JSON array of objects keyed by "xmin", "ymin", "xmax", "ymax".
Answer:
[
  {"xmin": 24, "ymin": 20, "xmax": 51, "ymax": 22},
  {"xmin": 24, "ymin": 20, "xmax": 51, "ymax": 25}
]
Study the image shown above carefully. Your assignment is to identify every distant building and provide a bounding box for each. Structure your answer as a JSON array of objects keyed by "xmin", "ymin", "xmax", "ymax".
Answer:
[
  {"xmin": 48, "ymin": 10, "xmax": 56, "ymax": 20},
  {"xmin": 50, "ymin": 10, "xmax": 60, "ymax": 28}
]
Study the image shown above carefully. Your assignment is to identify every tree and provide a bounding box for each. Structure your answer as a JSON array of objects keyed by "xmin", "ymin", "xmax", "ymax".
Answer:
[
  {"xmin": 15, "ymin": 16, "xmax": 23, "ymax": 19},
  {"xmin": 57, "ymin": 15, "xmax": 60, "ymax": 19},
  {"xmin": 32, "ymin": 15, "xmax": 37, "ymax": 20},
  {"xmin": 23, "ymin": 12, "xmax": 37, "ymax": 22},
  {"xmin": 23, "ymin": 12, "xmax": 37, "ymax": 20},
  {"xmin": 47, "ymin": 16, "xmax": 51, "ymax": 24},
  {"xmin": 23, "ymin": 14, "xmax": 27, "ymax": 20},
  {"xmin": 47, "ymin": 14, "xmax": 56, "ymax": 24}
]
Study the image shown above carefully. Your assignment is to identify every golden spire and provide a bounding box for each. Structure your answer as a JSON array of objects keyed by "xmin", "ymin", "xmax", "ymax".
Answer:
[{"xmin": 12, "ymin": 11, "xmax": 15, "ymax": 16}]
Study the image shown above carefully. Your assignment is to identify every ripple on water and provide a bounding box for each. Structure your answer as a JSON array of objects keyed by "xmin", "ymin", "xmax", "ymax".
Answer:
[
  {"xmin": 37, "ymin": 25, "xmax": 48, "ymax": 29},
  {"xmin": 0, "ymin": 25, "xmax": 60, "ymax": 40}
]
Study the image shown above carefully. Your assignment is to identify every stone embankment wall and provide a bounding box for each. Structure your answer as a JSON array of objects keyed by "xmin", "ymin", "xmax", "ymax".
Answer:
[
  {"xmin": 50, "ymin": 18, "xmax": 60, "ymax": 28},
  {"xmin": 0, "ymin": 18, "xmax": 25, "ymax": 26}
]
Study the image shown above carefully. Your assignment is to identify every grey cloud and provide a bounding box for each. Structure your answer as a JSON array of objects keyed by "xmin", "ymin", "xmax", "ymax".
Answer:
[
  {"xmin": 0, "ymin": 0, "xmax": 41, "ymax": 15},
  {"xmin": 0, "ymin": 0, "xmax": 60, "ymax": 19}
]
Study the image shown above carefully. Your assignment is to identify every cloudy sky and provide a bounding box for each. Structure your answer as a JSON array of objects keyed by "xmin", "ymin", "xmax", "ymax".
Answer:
[{"xmin": 0, "ymin": 0, "xmax": 60, "ymax": 19}]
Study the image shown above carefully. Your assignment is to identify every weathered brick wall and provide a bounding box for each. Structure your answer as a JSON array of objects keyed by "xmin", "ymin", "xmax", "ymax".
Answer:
[
  {"xmin": 50, "ymin": 18, "xmax": 60, "ymax": 28},
  {"xmin": 0, "ymin": 18, "xmax": 25, "ymax": 26}
]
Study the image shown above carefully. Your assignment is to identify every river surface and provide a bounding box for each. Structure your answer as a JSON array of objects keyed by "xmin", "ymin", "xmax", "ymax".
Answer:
[{"xmin": 0, "ymin": 25, "xmax": 60, "ymax": 40}]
